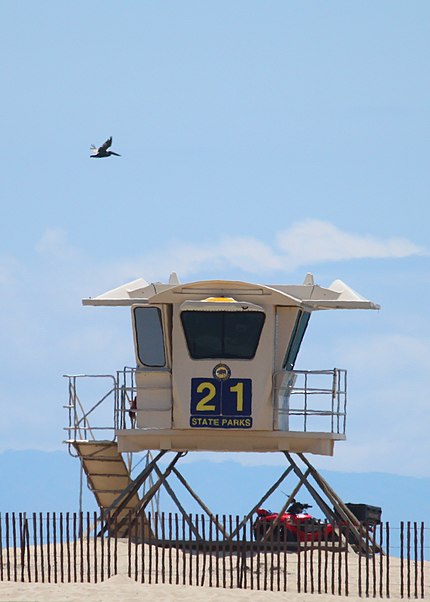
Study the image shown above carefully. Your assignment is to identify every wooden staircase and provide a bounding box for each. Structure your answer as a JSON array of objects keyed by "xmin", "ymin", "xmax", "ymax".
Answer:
[{"xmin": 72, "ymin": 440, "xmax": 152, "ymax": 537}]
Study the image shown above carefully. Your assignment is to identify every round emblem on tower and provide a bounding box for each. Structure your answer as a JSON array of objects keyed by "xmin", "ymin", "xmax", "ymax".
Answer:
[{"xmin": 212, "ymin": 363, "xmax": 231, "ymax": 381}]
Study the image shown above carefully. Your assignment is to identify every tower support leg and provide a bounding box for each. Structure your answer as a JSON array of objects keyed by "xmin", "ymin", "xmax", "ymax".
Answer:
[
  {"xmin": 263, "ymin": 452, "xmax": 381, "ymax": 554},
  {"xmin": 99, "ymin": 450, "xmax": 381, "ymax": 554}
]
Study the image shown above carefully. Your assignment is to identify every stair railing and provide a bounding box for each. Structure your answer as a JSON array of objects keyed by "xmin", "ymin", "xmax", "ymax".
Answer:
[{"xmin": 63, "ymin": 374, "xmax": 118, "ymax": 455}]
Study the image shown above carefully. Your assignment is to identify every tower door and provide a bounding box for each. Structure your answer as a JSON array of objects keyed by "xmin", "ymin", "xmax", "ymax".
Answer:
[{"xmin": 132, "ymin": 305, "xmax": 173, "ymax": 429}]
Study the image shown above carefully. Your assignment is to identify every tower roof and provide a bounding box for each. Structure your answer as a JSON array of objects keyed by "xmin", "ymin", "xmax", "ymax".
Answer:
[{"xmin": 82, "ymin": 273, "xmax": 380, "ymax": 311}]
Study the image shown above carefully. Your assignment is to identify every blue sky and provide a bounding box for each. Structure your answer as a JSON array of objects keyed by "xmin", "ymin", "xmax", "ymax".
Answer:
[{"xmin": 1, "ymin": 2, "xmax": 429, "ymax": 478}]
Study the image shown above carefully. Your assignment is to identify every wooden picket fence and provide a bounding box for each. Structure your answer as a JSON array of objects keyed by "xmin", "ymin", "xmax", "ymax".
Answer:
[{"xmin": 0, "ymin": 512, "xmax": 427, "ymax": 597}]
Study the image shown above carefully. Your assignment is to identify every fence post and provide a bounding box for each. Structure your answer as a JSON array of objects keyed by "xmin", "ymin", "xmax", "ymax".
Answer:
[
  {"xmin": 5, "ymin": 513, "xmax": 10, "ymax": 582},
  {"xmin": 100, "ymin": 511, "xmax": 105, "ymax": 583},
  {"xmin": 127, "ymin": 510, "xmax": 132, "ymax": 580},
  {"xmin": 372, "ymin": 524, "xmax": 377, "ymax": 597},
  {"xmin": 66, "ymin": 512, "xmax": 70, "ymax": 583},
  {"xmin": 282, "ymin": 523, "xmax": 288, "ymax": 593},
  {"xmin": 174, "ymin": 513, "xmax": 179, "ymax": 586},
  {"xmin": 214, "ymin": 514, "xmax": 220, "ymax": 589},
  {"xmin": 317, "ymin": 521, "xmax": 320, "ymax": 594},
  {"xmin": 134, "ymin": 511, "xmax": 139, "ymax": 583},
  {"xmin": 208, "ymin": 516, "xmax": 213, "ymax": 588},
  {"xmin": 12, "ymin": 512, "xmax": 17, "ymax": 582},
  {"xmin": 0, "ymin": 514, "xmax": 3, "ymax": 582},
  {"xmin": 420, "ymin": 522, "xmax": 424, "ymax": 599},
  {"xmin": 188, "ymin": 513, "xmax": 193, "ymax": 586},
  {"xmin": 93, "ymin": 511, "xmax": 98, "ymax": 584},
  {"xmin": 106, "ymin": 511, "xmax": 111, "ymax": 580},
  {"xmin": 39, "ymin": 513, "xmax": 45, "ymax": 583},
  {"xmin": 46, "ymin": 512, "xmax": 51, "ymax": 584},
  {"xmin": 53, "ymin": 512, "xmax": 58, "ymax": 584},
  {"xmin": 161, "ymin": 512, "xmax": 166, "ymax": 585},
  {"xmin": 297, "ymin": 529, "xmax": 301, "ymax": 594},
  {"xmin": 248, "ymin": 517, "xmax": 254, "ymax": 591},
  {"xmin": 168, "ymin": 513, "xmax": 173, "ymax": 585},
  {"xmin": 235, "ymin": 516, "xmax": 241, "ymax": 589},
  {"xmin": 400, "ymin": 521, "xmax": 404, "ymax": 598},
  {"xmin": 79, "ymin": 512, "xmax": 83, "ymax": 583},
  {"xmin": 19, "ymin": 513, "xmax": 25, "ymax": 583},
  {"xmin": 200, "ymin": 514, "xmax": 207, "ymax": 587},
  {"xmin": 72, "ymin": 513, "xmax": 76, "ymax": 583},
  {"xmin": 414, "ymin": 521, "xmax": 418, "ymax": 599},
  {"xmin": 140, "ymin": 512, "xmax": 146, "ymax": 584},
  {"xmin": 86, "ymin": 512, "xmax": 91, "ymax": 583},
  {"xmin": 148, "ymin": 511, "xmax": 153, "ymax": 584},
  {"xmin": 195, "ymin": 515, "xmax": 200, "ymax": 587},
  {"xmin": 303, "ymin": 524, "xmax": 308, "ymax": 594},
  {"xmin": 407, "ymin": 521, "xmax": 411, "ymax": 598},
  {"xmin": 114, "ymin": 512, "xmax": 118, "ymax": 578},
  {"xmin": 238, "ymin": 517, "xmax": 247, "ymax": 590},
  {"xmin": 228, "ymin": 515, "xmax": 234, "ymax": 589},
  {"xmin": 309, "ymin": 524, "xmax": 315, "ymax": 594},
  {"xmin": 386, "ymin": 522, "xmax": 390, "ymax": 598},
  {"xmin": 60, "ymin": 512, "xmax": 64, "ymax": 583},
  {"xmin": 25, "ymin": 515, "xmax": 31, "ymax": 583},
  {"xmin": 154, "ymin": 512, "xmax": 160, "ymax": 585}
]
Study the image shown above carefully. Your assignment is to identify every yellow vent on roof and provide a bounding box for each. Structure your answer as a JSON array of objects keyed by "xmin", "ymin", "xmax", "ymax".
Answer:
[{"xmin": 202, "ymin": 297, "xmax": 237, "ymax": 303}]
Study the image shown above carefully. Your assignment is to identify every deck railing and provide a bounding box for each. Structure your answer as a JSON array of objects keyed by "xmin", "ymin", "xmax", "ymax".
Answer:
[
  {"xmin": 64, "ymin": 367, "xmax": 347, "ymax": 443},
  {"xmin": 274, "ymin": 369, "xmax": 347, "ymax": 434}
]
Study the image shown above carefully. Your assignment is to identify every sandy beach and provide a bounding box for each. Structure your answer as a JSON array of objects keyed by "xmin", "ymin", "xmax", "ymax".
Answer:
[
  {"xmin": 0, "ymin": 576, "xmax": 426, "ymax": 602},
  {"xmin": 0, "ymin": 535, "xmax": 428, "ymax": 602}
]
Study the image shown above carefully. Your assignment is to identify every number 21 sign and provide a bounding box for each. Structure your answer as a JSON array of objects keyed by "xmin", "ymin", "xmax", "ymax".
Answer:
[{"xmin": 190, "ymin": 378, "xmax": 252, "ymax": 429}]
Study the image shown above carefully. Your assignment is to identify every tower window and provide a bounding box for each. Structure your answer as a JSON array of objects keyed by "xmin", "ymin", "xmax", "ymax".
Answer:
[
  {"xmin": 283, "ymin": 310, "xmax": 310, "ymax": 370},
  {"xmin": 181, "ymin": 311, "xmax": 265, "ymax": 360},
  {"xmin": 134, "ymin": 307, "xmax": 166, "ymax": 367}
]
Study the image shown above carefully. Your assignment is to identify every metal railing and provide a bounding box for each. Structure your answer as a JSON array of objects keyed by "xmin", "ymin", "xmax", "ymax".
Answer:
[
  {"xmin": 63, "ymin": 368, "xmax": 142, "ymax": 452},
  {"xmin": 63, "ymin": 374, "xmax": 119, "ymax": 450},
  {"xmin": 64, "ymin": 367, "xmax": 348, "ymax": 446},
  {"xmin": 274, "ymin": 369, "xmax": 347, "ymax": 435}
]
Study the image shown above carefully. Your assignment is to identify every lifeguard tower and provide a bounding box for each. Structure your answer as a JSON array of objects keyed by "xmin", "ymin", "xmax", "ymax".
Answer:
[{"xmin": 65, "ymin": 271, "xmax": 379, "ymax": 546}]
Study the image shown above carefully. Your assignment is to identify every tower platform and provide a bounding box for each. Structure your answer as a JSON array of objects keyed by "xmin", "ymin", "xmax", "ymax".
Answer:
[{"xmin": 116, "ymin": 428, "xmax": 344, "ymax": 455}]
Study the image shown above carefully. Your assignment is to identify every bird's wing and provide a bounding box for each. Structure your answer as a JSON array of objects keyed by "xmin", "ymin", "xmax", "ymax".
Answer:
[{"xmin": 99, "ymin": 137, "xmax": 113, "ymax": 152}]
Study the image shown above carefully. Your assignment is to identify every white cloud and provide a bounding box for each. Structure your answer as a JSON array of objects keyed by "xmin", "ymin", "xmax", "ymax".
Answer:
[
  {"xmin": 276, "ymin": 220, "xmax": 426, "ymax": 269},
  {"xmin": 23, "ymin": 221, "xmax": 425, "ymax": 294},
  {"xmin": 106, "ymin": 220, "xmax": 425, "ymax": 282}
]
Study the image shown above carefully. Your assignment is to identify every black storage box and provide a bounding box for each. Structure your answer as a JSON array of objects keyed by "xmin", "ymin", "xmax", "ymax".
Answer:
[{"xmin": 345, "ymin": 503, "xmax": 382, "ymax": 525}]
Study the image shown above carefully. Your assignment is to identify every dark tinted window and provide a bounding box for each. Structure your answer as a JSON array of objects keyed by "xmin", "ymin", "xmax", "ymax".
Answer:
[
  {"xmin": 283, "ymin": 310, "xmax": 310, "ymax": 370},
  {"xmin": 181, "ymin": 311, "xmax": 265, "ymax": 359},
  {"xmin": 134, "ymin": 307, "xmax": 166, "ymax": 367}
]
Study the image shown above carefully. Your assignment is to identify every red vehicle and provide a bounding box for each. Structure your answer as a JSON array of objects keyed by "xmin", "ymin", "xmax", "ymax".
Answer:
[{"xmin": 253, "ymin": 499, "xmax": 334, "ymax": 542}]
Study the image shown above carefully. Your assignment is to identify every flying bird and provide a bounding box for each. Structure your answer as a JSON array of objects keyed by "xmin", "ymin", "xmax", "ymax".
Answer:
[{"xmin": 90, "ymin": 136, "xmax": 121, "ymax": 158}]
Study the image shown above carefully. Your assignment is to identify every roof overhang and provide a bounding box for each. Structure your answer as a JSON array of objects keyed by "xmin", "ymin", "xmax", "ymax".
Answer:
[{"xmin": 82, "ymin": 275, "xmax": 380, "ymax": 312}]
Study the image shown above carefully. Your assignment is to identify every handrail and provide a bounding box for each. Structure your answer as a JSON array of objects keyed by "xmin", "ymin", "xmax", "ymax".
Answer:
[
  {"xmin": 63, "ymin": 374, "xmax": 118, "ymax": 456},
  {"xmin": 65, "ymin": 367, "xmax": 348, "ymax": 455},
  {"xmin": 273, "ymin": 368, "xmax": 347, "ymax": 435}
]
